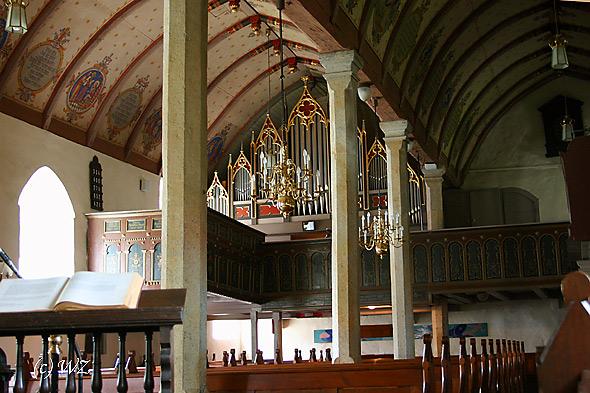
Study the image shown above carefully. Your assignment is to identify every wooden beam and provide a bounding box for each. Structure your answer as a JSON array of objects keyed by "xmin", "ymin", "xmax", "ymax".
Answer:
[
  {"xmin": 533, "ymin": 288, "xmax": 549, "ymax": 299},
  {"xmin": 427, "ymin": 4, "xmax": 551, "ymax": 135},
  {"xmin": 489, "ymin": 291, "xmax": 510, "ymax": 301},
  {"xmin": 445, "ymin": 294, "xmax": 472, "ymax": 304}
]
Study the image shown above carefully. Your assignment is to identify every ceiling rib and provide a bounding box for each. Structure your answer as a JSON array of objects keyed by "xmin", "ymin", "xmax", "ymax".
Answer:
[
  {"xmin": 87, "ymin": 34, "xmax": 163, "ymax": 147},
  {"xmin": 125, "ymin": 87, "xmax": 163, "ymax": 160},
  {"xmin": 421, "ymin": 4, "xmax": 551, "ymax": 131}
]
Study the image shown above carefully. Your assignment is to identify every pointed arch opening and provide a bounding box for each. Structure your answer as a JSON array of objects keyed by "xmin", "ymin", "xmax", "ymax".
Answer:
[{"xmin": 18, "ymin": 166, "xmax": 75, "ymax": 278}]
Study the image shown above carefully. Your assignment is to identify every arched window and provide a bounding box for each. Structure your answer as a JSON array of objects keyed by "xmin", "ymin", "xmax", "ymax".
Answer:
[{"xmin": 18, "ymin": 167, "xmax": 75, "ymax": 278}]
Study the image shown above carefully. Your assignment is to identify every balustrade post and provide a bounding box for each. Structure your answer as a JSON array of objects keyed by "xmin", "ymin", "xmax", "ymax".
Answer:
[
  {"xmin": 65, "ymin": 333, "xmax": 76, "ymax": 393},
  {"xmin": 117, "ymin": 332, "xmax": 128, "ymax": 393},
  {"xmin": 519, "ymin": 342, "xmax": 526, "ymax": 393},
  {"xmin": 160, "ymin": 326, "xmax": 172, "ymax": 393},
  {"xmin": 91, "ymin": 333, "xmax": 102, "ymax": 393},
  {"xmin": 13, "ymin": 335, "xmax": 25, "ymax": 393},
  {"xmin": 39, "ymin": 335, "xmax": 50, "ymax": 393},
  {"xmin": 507, "ymin": 340, "xmax": 514, "ymax": 393},
  {"xmin": 144, "ymin": 331, "xmax": 154, "ymax": 393}
]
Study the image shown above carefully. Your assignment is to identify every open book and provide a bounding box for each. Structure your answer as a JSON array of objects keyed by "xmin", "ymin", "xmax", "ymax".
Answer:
[{"xmin": 0, "ymin": 272, "xmax": 144, "ymax": 313}]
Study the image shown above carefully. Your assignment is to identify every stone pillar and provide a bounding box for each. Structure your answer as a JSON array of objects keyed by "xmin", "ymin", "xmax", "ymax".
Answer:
[
  {"xmin": 422, "ymin": 163, "xmax": 446, "ymax": 231},
  {"xmin": 431, "ymin": 302, "xmax": 448, "ymax": 357},
  {"xmin": 161, "ymin": 0, "xmax": 207, "ymax": 392},
  {"xmin": 381, "ymin": 120, "xmax": 415, "ymax": 359},
  {"xmin": 320, "ymin": 50, "xmax": 363, "ymax": 364},
  {"xmin": 250, "ymin": 309, "xmax": 259, "ymax": 361},
  {"xmin": 272, "ymin": 311, "xmax": 283, "ymax": 359}
]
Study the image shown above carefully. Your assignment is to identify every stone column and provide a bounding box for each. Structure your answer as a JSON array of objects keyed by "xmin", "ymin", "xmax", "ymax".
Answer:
[
  {"xmin": 320, "ymin": 50, "xmax": 363, "ymax": 364},
  {"xmin": 161, "ymin": 0, "xmax": 207, "ymax": 392},
  {"xmin": 250, "ymin": 309, "xmax": 259, "ymax": 361},
  {"xmin": 423, "ymin": 163, "xmax": 446, "ymax": 231},
  {"xmin": 381, "ymin": 120, "xmax": 415, "ymax": 359},
  {"xmin": 272, "ymin": 311, "xmax": 283, "ymax": 359}
]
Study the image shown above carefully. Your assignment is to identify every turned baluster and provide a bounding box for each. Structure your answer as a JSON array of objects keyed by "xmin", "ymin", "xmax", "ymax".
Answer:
[
  {"xmin": 91, "ymin": 333, "xmax": 102, "ymax": 393},
  {"xmin": 488, "ymin": 339, "xmax": 497, "ymax": 393},
  {"xmin": 422, "ymin": 334, "xmax": 434, "ymax": 393},
  {"xmin": 13, "ymin": 335, "xmax": 25, "ymax": 393},
  {"xmin": 65, "ymin": 333, "xmax": 76, "ymax": 393},
  {"xmin": 480, "ymin": 339, "xmax": 489, "ymax": 393},
  {"xmin": 459, "ymin": 337, "xmax": 469, "ymax": 393},
  {"xmin": 39, "ymin": 335, "xmax": 50, "ymax": 393},
  {"xmin": 441, "ymin": 336, "xmax": 452, "ymax": 393},
  {"xmin": 274, "ymin": 349, "xmax": 282, "ymax": 365},
  {"xmin": 144, "ymin": 331, "xmax": 154, "ymax": 393},
  {"xmin": 469, "ymin": 338, "xmax": 479, "ymax": 393},
  {"xmin": 50, "ymin": 336, "xmax": 61, "ymax": 393},
  {"xmin": 159, "ymin": 326, "xmax": 172, "ymax": 393},
  {"xmin": 495, "ymin": 340, "xmax": 503, "ymax": 393},
  {"xmin": 502, "ymin": 339, "xmax": 511, "ymax": 393},
  {"xmin": 117, "ymin": 332, "xmax": 128, "ymax": 393}
]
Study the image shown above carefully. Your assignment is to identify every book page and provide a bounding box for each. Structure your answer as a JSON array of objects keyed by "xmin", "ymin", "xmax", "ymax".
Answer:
[
  {"xmin": 55, "ymin": 271, "xmax": 143, "ymax": 310},
  {"xmin": 0, "ymin": 277, "xmax": 69, "ymax": 312}
]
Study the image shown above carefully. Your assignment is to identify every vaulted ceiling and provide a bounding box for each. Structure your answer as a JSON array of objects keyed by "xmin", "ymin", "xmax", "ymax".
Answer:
[
  {"xmin": 295, "ymin": 0, "xmax": 590, "ymax": 183},
  {"xmin": 1, "ymin": 0, "xmax": 590, "ymax": 185},
  {"xmin": 0, "ymin": 0, "xmax": 320, "ymax": 174}
]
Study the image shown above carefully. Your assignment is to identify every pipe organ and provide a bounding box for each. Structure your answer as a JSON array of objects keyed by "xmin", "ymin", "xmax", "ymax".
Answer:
[{"xmin": 208, "ymin": 78, "xmax": 427, "ymax": 229}]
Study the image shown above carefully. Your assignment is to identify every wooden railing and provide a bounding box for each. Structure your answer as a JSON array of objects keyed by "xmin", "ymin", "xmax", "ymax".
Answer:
[
  {"xmin": 87, "ymin": 210, "xmax": 575, "ymax": 307},
  {"xmin": 411, "ymin": 222, "xmax": 576, "ymax": 293},
  {"xmin": 0, "ymin": 289, "xmax": 185, "ymax": 393}
]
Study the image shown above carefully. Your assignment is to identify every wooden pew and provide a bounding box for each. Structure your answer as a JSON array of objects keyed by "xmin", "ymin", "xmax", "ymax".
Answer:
[{"xmin": 538, "ymin": 271, "xmax": 590, "ymax": 393}]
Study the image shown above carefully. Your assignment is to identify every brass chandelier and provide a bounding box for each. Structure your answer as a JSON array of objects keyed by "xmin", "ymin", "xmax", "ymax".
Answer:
[
  {"xmin": 258, "ymin": 146, "xmax": 316, "ymax": 218},
  {"xmin": 359, "ymin": 209, "xmax": 404, "ymax": 258},
  {"xmin": 356, "ymin": 94, "xmax": 404, "ymax": 258},
  {"xmin": 255, "ymin": 0, "xmax": 320, "ymax": 218}
]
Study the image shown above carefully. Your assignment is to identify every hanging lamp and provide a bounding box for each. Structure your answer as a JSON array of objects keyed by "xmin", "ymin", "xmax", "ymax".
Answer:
[
  {"xmin": 4, "ymin": 0, "xmax": 28, "ymax": 34},
  {"xmin": 549, "ymin": 0, "xmax": 568, "ymax": 70}
]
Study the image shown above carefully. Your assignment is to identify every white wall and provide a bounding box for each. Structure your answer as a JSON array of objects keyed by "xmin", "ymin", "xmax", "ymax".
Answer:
[
  {"xmin": 206, "ymin": 299, "xmax": 563, "ymax": 362},
  {"xmin": 0, "ymin": 112, "xmax": 160, "ymax": 365},
  {"xmin": 462, "ymin": 77, "xmax": 590, "ymax": 223}
]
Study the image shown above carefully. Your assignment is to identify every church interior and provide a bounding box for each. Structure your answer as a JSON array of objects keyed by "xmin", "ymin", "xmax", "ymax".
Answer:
[{"xmin": 1, "ymin": 0, "xmax": 590, "ymax": 392}]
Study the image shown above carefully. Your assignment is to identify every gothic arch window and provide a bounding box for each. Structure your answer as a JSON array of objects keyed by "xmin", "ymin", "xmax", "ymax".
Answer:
[{"xmin": 18, "ymin": 166, "xmax": 75, "ymax": 278}]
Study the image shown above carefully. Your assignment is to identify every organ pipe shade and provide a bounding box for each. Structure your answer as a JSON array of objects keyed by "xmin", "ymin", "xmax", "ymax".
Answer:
[
  {"xmin": 5, "ymin": 0, "xmax": 28, "ymax": 34},
  {"xmin": 550, "ymin": 35, "xmax": 569, "ymax": 70}
]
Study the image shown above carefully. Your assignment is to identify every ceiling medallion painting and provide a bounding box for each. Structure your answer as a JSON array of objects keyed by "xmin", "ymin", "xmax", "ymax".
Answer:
[
  {"xmin": 365, "ymin": 0, "xmax": 400, "ymax": 59},
  {"xmin": 141, "ymin": 107, "xmax": 162, "ymax": 156},
  {"xmin": 64, "ymin": 54, "xmax": 112, "ymax": 123},
  {"xmin": 16, "ymin": 27, "xmax": 70, "ymax": 103},
  {"xmin": 387, "ymin": 0, "xmax": 430, "ymax": 80},
  {"xmin": 208, "ymin": 124, "xmax": 230, "ymax": 165},
  {"xmin": 107, "ymin": 75, "xmax": 150, "ymax": 140}
]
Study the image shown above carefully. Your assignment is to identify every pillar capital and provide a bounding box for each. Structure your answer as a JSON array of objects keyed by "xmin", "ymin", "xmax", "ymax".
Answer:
[
  {"xmin": 422, "ymin": 163, "xmax": 446, "ymax": 180},
  {"xmin": 320, "ymin": 50, "xmax": 363, "ymax": 81},
  {"xmin": 380, "ymin": 120, "xmax": 411, "ymax": 141}
]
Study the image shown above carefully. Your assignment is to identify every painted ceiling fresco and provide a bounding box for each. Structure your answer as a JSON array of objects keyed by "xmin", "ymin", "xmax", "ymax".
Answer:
[
  {"xmin": 0, "ymin": 0, "xmax": 321, "ymax": 174},
  {"xmin": 315, "ymin": 0, "xmax": 590, "ymax": 183},
  {"xmin": 2, "ymin": 0, "xmax": 590, "ymax": 184}
]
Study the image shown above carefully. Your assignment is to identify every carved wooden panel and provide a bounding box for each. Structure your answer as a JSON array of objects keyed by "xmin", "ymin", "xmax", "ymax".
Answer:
[
  {"xmin": 413, "ymin": 245, "xmax": 428, "ymax": 284},
  {"xmin": 311, "ymin": 252, "xmax": 326, "ymax": 290},
  {"xmin": 279, "ymin": 255, "xmax": 293, "ymax": 292},
  {"xmin": 484, "ymin": 239, "xmax": 501, "ymax": 279},
  {"xmin": 152, "ymin": 242, "xmax": 162, "ymax": 281},
  {"xmin": 503, "ymin": 238, "xmax": 520, "ymax": 278},
  {"xmin": 105, "ymin": 244, "xmax": 119, "ymax": 273},
  {"xmin": 540, "ymin": 235, "xmax": 558, "ymax": 276},
  {"xmin": 521, "ymin": 236, "xmax": 539, "ymax": 277},
  {"xmin": 448, "ymin": 242, "xmax": 463, "ymax": 281},
  {"xmin": 466, "ymin": 241, "xmax": 483, "ymax": 280},
  {"xmin": 431, "ymin": 243, "xmax": 446, "ymax": 283},
  {"xmin": 127, "ymin": 243, "xmax": 144, "ymax": 277},
  {"xmin": 362, "ymin": 250, "xmax": 376, "ymax": 288},
  {"xmin": 295, "ymin": 253, "xmax": 309, "ymax": 291}
]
